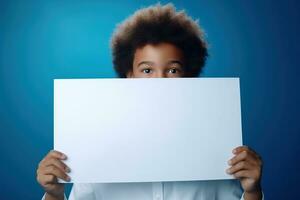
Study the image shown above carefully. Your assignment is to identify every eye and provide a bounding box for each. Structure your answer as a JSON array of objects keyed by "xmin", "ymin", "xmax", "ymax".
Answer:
[
  {"xmin": 142, "ymin": 69, "xmax": 152, "ymax": 74},
  {"xmin": 168, "ymin": 68, "xmax": 179, "ymax": 74}
]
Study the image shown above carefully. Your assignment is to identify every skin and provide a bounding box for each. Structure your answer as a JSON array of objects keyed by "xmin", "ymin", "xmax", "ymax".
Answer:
[
  {"xmin": 128, "ymin": 43, "xmax": 185, "ymax": 78},
  {"xmin": 37, "ymin": 42, "xmax": 263, "ymax": 200}
]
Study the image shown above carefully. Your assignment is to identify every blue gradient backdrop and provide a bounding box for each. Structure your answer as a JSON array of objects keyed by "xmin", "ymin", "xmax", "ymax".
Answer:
[{"xmin": 1, "ymin": 0, "xmax": 299, "ymax": 199}]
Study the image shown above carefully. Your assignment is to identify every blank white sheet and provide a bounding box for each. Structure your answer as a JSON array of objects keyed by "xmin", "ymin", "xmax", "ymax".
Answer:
[{"xmin": 54, "ymin": 78, "xmax": 243, "ymax": 183}]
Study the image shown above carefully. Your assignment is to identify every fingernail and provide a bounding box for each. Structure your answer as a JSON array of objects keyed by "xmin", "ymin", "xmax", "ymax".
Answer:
[
  {"xmin": 232, "ymin": 149, "xmax": 237, "ymax": 154},
  {"xmin": 66, "ymin": 176, "xmax": 71, "ymax": 181},
  {"xmin": 228, "ymin": 160, "xmax": 232, "ymax": 165},
  {"xmin": 65, "ymin": 167, "xmax": 71, "ymax": 173},
  {"xmin": 226, "ymin": 169, "xmax": 231, "ymax": 174},
  {"xmin": 61, "ymin": 154, "xmax": 67, "ymax": 159}
]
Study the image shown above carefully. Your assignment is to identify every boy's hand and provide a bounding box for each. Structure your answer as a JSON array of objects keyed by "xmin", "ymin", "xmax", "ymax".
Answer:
[
  {"xmin": 226, "ymin": 146, "xmax": 263, "ymax": 197},
  {"xmin": 36, "ymin": 150, "xmax": 71, "ymax": 199}
]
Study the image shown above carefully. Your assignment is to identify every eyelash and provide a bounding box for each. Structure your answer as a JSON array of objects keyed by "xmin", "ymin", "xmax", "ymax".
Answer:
[
  {"xmin": 142, "ymin": 68, "xmax": 181, "ymax": 74},
  {"xmin": 142, "ymin": 69, "xmax": 152, "ymax": 74},
  {"xmin": 168, "ymin": 68, "xmax": 178, "ymax": 73}
]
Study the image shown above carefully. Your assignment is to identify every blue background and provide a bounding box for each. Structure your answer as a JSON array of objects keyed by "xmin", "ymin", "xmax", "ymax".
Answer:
[{"xmin": 1, "ymin": 0, "xmax": 299, "ymax": 199}]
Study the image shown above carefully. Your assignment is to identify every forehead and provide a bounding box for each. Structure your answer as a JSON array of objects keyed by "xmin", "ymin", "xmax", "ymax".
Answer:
[{"xmin": 134, "ymin": 43, "xmax": 184, "ymax": 62}]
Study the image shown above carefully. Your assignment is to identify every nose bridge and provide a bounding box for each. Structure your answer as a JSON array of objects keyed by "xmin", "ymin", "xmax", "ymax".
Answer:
[{"xmin": 154, "ymin": 68, "xmax": 166, "ymax": 78}]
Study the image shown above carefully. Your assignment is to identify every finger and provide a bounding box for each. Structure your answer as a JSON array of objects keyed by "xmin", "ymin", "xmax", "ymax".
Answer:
[
  {"xmin": 48, "ymin": 150, "xmax": 67, "ymax": 160},
  {"xmin": 232, "ymin": 170, "xmax": 253, "ymax": 179},
  {"xmin": 233, "ymin": 146, "xmax": 259, "ymax": 159},
  {"xmin": 228, "ymin": 150, "xmax": 249, "ymax": 166},
  {"xmin": 226, "ymin": 161, "xmax": 253, "ymax": 174},
  {"xmin": 232, "ymin": 145, "xmax": 251, "ymax": 154},
  {"xmin": 231, "ymin": 146, "xmax": 263, "ymax": 167},
  {"xmin": 43, "ymin": 165, "xmax": 70, "ymax": 182},
  {"xmin": 37, "ymin": 174, "xmax": 57, "ymax": 186},
  {"xmin": 40, "ymin": 158, "xmax": 70, "ymax": 173},
  {"xmin": 38, "ymin": 150, "xmax": 67, "ymax": 169},
  {"xmin": 228, "ymin": 151, "xmax": 260, "ymax": 167}
]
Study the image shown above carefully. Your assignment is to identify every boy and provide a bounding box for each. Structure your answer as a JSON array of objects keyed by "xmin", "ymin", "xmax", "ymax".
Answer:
[{"xmin": 37, "ymin": 4, "xmax": 263, "ymax": 200}]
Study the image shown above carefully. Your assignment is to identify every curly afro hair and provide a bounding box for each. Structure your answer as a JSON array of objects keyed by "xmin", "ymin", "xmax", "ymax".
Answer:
[{"xmin": 110, "ymin": 3, "xmax": 208, "ymax": 78}]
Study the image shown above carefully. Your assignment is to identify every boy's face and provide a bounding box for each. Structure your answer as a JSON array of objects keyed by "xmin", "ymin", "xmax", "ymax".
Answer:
[{"xmin": 126, "ymin": 42, "xmax": 185, "ymax": 78}]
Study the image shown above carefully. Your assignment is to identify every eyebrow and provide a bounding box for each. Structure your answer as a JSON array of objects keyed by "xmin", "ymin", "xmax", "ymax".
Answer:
[
  {"xmin": 137, "ymin": 60, "xmax": 184, "ymax": 68},
  {"xmin": 137, "ymin": 61, "xmax": 155, "ymax": 68},
  {"xmin": 166, "ymin": 60, "xmax": 184, "ymax": 67}
]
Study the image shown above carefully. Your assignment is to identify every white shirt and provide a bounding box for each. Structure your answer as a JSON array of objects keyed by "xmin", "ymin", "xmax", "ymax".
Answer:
[{"xmin": 42, "ymin": 179, "xmax": 263, "ymax": 200}]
